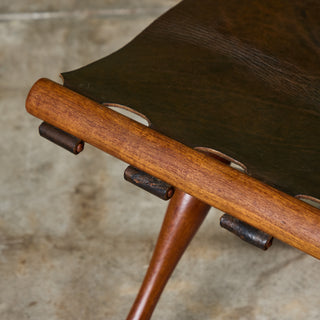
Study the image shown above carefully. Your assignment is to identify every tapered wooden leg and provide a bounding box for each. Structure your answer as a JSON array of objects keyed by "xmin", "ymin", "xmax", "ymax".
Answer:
[{"xmin": 126, "ymin": 189, "xmax": 211, "ymax": 320}]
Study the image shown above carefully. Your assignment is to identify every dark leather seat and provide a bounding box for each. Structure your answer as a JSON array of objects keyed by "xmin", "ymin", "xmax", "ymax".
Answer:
[{"xmin": 62, "ymin": 0, "xmax": 320, "ymax": 202}]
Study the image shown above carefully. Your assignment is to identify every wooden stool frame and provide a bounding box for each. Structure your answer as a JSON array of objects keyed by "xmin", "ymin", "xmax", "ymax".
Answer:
[{"xmin": 26, "ymin": 78, "xmax": 320, "ymax": 319}]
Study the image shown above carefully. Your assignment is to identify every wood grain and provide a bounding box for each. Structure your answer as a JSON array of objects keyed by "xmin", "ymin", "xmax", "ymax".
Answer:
[
  {"xmin": 62, "ymin": 0, "xmax": 320, "ymax": 201},
  {"xmin": 26, "ymin": 78, "xmax": 320, "ymax": 259}
]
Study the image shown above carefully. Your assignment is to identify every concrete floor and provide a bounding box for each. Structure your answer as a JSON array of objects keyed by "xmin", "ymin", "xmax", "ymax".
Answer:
[{"xmin": 1, "ymin": 1, "xmax": 320, "ymax": 319}]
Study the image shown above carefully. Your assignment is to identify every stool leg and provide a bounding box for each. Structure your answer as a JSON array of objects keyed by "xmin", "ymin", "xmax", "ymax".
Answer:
[{"xmin": 126, "ymin": 189, "xmax": 211, "ymax": 320}]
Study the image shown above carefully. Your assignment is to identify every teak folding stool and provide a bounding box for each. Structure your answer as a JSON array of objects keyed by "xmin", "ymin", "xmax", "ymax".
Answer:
[{"xmin": 26, "ymin": 0, "xmax": 320, "ymax": 319}]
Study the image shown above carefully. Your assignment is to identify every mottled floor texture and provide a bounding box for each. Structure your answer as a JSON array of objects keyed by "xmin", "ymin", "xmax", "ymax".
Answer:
[{"xmin": 1, "ymin": 1, "xmax": 320, "ymax": 319}]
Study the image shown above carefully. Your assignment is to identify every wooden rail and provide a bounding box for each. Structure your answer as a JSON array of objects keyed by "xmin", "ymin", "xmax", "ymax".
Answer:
[{"xmin": 26, "ymin": 78, "xmax": 320, "ymax": 259}]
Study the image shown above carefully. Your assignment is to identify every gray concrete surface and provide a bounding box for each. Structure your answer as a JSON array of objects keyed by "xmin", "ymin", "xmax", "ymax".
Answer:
[{"xmin": 1, "ymin": 1, "xmax": 320, "ymax": 319}]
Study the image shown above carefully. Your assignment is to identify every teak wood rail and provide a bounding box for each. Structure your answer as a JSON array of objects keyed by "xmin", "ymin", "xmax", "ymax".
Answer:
[{"xmin": 26, "ymin": 78, "xmax": 320, "ymax": 259}]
